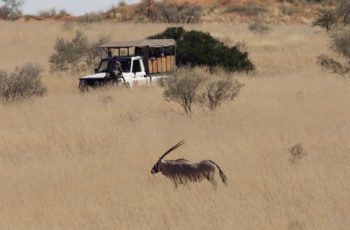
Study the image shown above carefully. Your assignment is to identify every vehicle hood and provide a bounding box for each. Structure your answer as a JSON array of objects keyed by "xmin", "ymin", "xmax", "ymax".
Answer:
[{"xmin": 80, "ymin": 72, "xmax": 106, "ymax": 79}]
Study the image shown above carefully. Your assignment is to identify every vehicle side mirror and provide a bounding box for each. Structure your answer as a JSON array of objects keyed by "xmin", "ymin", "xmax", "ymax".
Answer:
[{"xmin": 94, "ymin": 68, "xmax": 98, "ymax": 73}]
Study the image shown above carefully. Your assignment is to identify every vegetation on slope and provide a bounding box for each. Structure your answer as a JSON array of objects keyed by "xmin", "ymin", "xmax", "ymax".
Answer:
[{"xmin": 0, "ymin": 0, "xmax": 337, "ymax": 24}]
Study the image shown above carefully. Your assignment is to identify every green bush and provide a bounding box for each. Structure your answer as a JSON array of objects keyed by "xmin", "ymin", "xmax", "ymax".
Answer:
[
  {"xmin": 0, "ymin": 64, "xmax": 47, "ymax": 102},
  {"xmin": 149, "ymin": 27, "xmax": 254, "ymax": 73}
]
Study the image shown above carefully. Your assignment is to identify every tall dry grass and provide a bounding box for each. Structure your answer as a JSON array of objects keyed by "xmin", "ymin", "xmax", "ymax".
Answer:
[{"xmin": 0, "ymin": 21, "xmax": 349, "ymax": 229}]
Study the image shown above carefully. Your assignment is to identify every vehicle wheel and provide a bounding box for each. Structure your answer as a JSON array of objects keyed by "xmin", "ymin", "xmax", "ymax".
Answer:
[
  {"xmin": 78, "ymin": 80, "xmax": 89, "ymax": 92},
  {"xmin": 120, "ymin": 76, "xmax": 126, "ymax": 84},
  {"xmin": 79, "ymin": 85, "xmax": 88, "ymax": 93}
]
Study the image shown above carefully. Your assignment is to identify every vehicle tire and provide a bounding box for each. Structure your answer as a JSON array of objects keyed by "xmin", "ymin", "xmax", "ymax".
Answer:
[
  {"xmin": 124, "ymin": 82, "xmax": 131, "ymax": 88},
  {"xmin": 120, "ymin": 76, "xmax": 126, "ymax": 84},
  {"xmin": 78, "ymin": 80, "xmax": 89, "ymax": 92}
]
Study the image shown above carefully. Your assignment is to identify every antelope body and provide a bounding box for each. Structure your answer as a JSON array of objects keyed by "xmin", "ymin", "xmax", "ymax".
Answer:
[{"xmin": 151, "ymin": 141, "xmax": 227, "ymax": 187}]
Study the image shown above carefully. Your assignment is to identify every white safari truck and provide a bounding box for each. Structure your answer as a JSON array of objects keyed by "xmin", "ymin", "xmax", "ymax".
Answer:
[{"xmin": 79, "ymin": 39, "xmax": 176, "ymax": 91}]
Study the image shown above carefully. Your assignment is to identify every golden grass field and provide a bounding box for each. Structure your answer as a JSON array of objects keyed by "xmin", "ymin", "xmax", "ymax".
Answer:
[{"xmin": 0, "ymin": 21, "xmax": 349, "ymax": 229}]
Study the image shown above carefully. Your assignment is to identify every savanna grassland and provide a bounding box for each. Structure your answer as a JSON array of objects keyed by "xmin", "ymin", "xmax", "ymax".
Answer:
[{"xmin": 0, "ymin": 21, "xmax": 349, "ymax": 229}]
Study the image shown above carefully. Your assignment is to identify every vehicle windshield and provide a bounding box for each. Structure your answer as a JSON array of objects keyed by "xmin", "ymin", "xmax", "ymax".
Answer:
[
  {"xmin": 97, "ymin": 60, "xmax": 110, "ymax": 73},
  {"xmin": 97, "ymin": 58, "xmax": 131, "ymax": 73}
]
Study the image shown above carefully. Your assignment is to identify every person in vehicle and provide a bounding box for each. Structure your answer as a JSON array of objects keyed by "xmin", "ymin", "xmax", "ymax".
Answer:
[{"xmin": 106, "ymin": 60, "xmax": 123, "ymax": 82}]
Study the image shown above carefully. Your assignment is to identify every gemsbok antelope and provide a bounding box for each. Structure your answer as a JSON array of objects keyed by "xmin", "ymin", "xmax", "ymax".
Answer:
[{"xmin": 151, "ymin": 140, "xmax": 227, "ymax": 187}]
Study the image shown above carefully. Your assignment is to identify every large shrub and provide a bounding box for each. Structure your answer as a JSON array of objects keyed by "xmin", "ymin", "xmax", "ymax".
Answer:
[
  {"xmin": 316, "ymin": 26, "xmax": 350, "ymax": 77},
  {"xmin": 85, "ymin": 36, "xmax": 111, "ymax": 67},
  {"xmin": 49, "ymin": 31, "xmax": 110, "ymax": 73},
  {"xmin": 163, "ymin": 68, "xmax": 243, "ymax": 113},
  {"xmin": 198, "ymin": 75, "xmax": 244, "ymax": 111},
  {"xmin": 49, "ymin": 31, "xmax": 89, "ymax": 72},
  {"xmin": 336, "ymin": 0, "xmax": 350, "ymax": 25},
  {"xmin": 164, "ymin": 68, "xmax": 204, "ymax": 113},
  {"xmin": 312, "ymin": 9, "xmax": 337, "ymax": 32},
  {"xmin": 0, "ymin": 64, "xmax": 47, "ymax": 101},
  {"xmin": 315, "ymin": 0, "xmax": 350, "ymax": 77},
  {"xmin": 312, "ymin": 0, "xmax": 350, "ymax": 29},
  {"xmin": 149, "ymin": 27, "xmax": 254, "ymax": 73}
]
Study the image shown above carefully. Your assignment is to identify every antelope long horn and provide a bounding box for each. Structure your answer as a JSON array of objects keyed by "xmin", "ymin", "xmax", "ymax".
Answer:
[{"xmin": 159, "ymin": 140, "xmax": 185, "ymax": 160}]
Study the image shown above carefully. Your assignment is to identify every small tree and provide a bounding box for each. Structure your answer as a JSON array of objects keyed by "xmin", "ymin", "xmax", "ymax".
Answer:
[
  {"xmin": 85, "ymin": 35, "xmax": 111, "ymax": 67},
  {"xmin": 79, "ymin": 12, "xmax": 105, "ymax": 23},
  {"xmin": 2, "ymin": 0, "xmax": 23, "ymax": 12},
  {"xmin": 49, "ymin": 31, "xmax": 89, "ymax": 72},
  {"xmin": 199, "ymin": 77, "xmax": 244, "ymax": 111},
  {"xmin": 0, "ymin": 63, "xmax": 46, "ymax": 102},
  {"xmin": 180, "ymin": 3, "xmax": 202, "ymax": 24},
  {"xmin": 147, "ymin": 2, "xmax": 202, "ymax": 23},
  {"xmin": 163, "ymin": 68, "xmax": 244, "ymax": 113},
  {"xmin": 49, "ymin": 31, "xmax": 109, "ymax": 74},
  {"xmin": 1, "ymin": 0, "xmax": 24, "ymax": 19},
  {"xmin": 0, "ymin": 5, "xmax": 10, "ymax": 19},
  {"xmin": 164, "ymin": 69, "xmax": 203, "ymax": 113}
]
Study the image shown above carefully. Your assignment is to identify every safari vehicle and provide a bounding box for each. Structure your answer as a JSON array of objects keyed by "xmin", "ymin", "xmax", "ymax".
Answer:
[{"xmin": 79, "ymin": 39, "xmax": 176, "ymax": 91}]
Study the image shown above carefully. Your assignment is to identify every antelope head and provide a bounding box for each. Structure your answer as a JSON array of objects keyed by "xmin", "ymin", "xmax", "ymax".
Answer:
[{"xmin": 151, "ymin": 140, "xmax": 184, "ymax": 174}]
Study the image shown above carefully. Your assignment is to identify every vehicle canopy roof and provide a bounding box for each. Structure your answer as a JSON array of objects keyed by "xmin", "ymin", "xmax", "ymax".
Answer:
[{"xmin": 97, "ymin": 39, "xmax": 176, "ymax": 49}]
